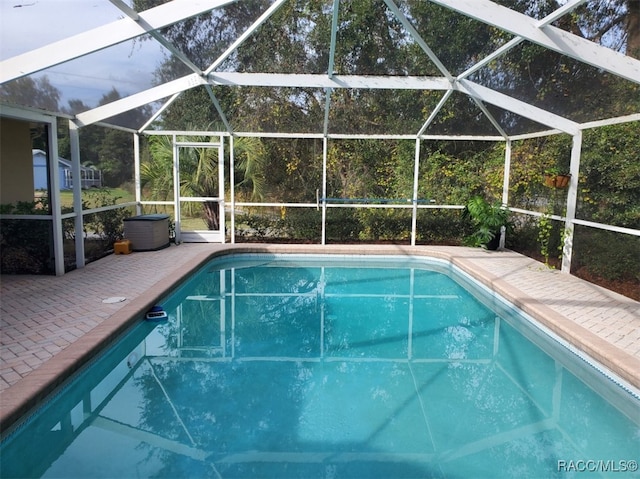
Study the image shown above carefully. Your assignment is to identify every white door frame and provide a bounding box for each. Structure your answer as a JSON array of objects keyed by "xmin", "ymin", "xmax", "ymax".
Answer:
[{"xmin": 173, "ymin": 138, "xmax": 225, "ymax": 243}]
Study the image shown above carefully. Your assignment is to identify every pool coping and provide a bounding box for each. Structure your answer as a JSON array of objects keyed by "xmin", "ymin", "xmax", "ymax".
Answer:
[{"xmin": 1, "ymin": 244, "xmax": 639, "ymax": 435}]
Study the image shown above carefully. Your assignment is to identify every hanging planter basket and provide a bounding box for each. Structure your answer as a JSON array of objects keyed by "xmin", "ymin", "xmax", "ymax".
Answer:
[{"xmin": 544, "ymin": 173, "xmax": 571, "ymax": 188}]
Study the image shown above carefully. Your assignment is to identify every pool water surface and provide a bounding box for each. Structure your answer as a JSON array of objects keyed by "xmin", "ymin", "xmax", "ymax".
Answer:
[{"xmin": 1, "ymin": 254, "xmax": 638, "ymax": 478}]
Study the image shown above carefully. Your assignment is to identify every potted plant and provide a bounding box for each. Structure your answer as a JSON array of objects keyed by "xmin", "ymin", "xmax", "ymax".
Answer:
[
  {"xmin": 543, "ymin": 167, "xmax": 571, "ymax": 188},
  {"xmin": 463, "ymin": 196, "xmax": 510, "ymax": 250},
  {"xmin": 537, "ymin": 205, "xmax": 553, "ymax": 265},
  {"xmin": 538, "ymin": 201, "xmax": 570, "ymax": 268}
]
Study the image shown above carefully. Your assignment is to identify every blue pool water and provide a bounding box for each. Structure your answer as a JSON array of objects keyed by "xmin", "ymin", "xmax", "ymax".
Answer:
[{"xmin": 1, "ymin": 254, "xmax": 638, "ymax": 479}]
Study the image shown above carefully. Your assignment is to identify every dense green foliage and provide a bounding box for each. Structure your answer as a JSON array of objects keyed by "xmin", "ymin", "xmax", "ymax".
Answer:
[
  {"xmin": 0, "ymin": 191, "xmax": 132, "ymax": 274},
  {"xmin": 81, "ymin": 189, "xmax": 133, "ymax": 246},
  {"xmin": 463, "ymin": 197, "xmax": 511, "ymax": 249},
  {"xmin": 0, "ymin": 199, "xmax": 54, "ymax": 274},
  {"xmin": 580, "ymin": 123, "xmax": 640, "ymax": 228}
]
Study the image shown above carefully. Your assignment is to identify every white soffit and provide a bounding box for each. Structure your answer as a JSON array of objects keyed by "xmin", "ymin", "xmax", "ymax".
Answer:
[{"xmin": 0, "ymin": 0, "xmax": 238, "ymax": 84}]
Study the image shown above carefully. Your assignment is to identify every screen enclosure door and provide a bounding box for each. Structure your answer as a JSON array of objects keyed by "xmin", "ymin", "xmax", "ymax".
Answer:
[{"xmin": 174, "ymin": 138, "xmax": 225, "ymax": 243}]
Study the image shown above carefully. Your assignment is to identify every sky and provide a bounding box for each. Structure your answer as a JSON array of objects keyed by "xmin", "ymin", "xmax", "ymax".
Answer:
[{"xmin": 0, "ymin": 0, "xmax": 165, "ymax": 107}]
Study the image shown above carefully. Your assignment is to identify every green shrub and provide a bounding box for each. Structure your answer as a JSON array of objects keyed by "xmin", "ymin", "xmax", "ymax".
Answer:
[
  {"xmin": 235, "ymin": 212, "xmax": 281, "ymax": 240},
  {"xmin": 325, "ymin": 209, "xmax": 361, "ymax": 242},
  {"xmin": 0, "ymin": 190, "xmax": 132, "ymax": 274},
  {"xmin": 82, "ymin": 189, "xmax": 132, "ymax": 246},
  {"xmin": 572, "ymin": 228, "xmax": 640, "ymax": 282},
  {"xmin": 279, "ymin": 208, "xmax": 321, "ymax": 241},
  {"xmin": 416, "ymin": 209, "xmax": 472, "ymax": 245},
  {"xmin": 0, "ymin": 199, "xmax": 54, "ymax": 274},
  {"xmin": 356, "ymin": 209, "xmax": 412, "ymax": 241},
  {"xmin": 462, "ymin": 196, "xmax": 511, "ymax": 249}
]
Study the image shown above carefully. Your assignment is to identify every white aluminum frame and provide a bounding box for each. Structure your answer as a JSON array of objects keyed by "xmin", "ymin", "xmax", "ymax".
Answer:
[
  {"xmin": 1, "ymin": 0, "xmax": 639, "ymax": 275},
  {"xmin": 173, "ymin": 139, "xmax": 226, "ymax": 244},
  {"xmin": 0, "ymin": 106, "xmax": 65, "ymax": 275}
]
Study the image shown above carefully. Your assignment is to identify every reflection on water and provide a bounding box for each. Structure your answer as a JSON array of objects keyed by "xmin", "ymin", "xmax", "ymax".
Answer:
[{"xmin": 2, "ymin": 256, "xmax": 638, "ymax": 479}]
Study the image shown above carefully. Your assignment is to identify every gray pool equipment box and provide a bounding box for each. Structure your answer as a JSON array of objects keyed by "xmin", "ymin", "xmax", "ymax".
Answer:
[{"xmin": 123, "ymin": 214, "xmax": 170, "ymax": 251}]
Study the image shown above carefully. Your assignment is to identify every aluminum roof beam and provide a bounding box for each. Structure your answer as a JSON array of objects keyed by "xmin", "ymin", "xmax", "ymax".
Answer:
[
  {"xmin": 431, "ymin": 0, "xmax": 640, "ymax": 85},
  {"xmin": 0, "ymin": 0, "xmax": 238, "ymax": 84},
  {"xmin": 456, "ymin": 79, "xmax": 579, "ymax": 135},
  {"xmin": 207, "ymin": 73, "xmax": 452, "ymax": 90},
  {"xmin": 75, "ymin": 73, "xmax": 452, "ymax": 126},
  {"xmin": 457, "ymin": 0, "xmax": 588, "ymax": 81},
  {"xmin": 383, "ymin": 0, "xmax": 456, "ymax": 83},
  {"xmin": 76, "ymin": 71, "xmax": 578, "ymax": 135},
  {"xmin": 142, "ymin": 0, "xmax": 288, "ymax": 134},
  {"xmin": 75, "ymin": 74, "xmax": 208, "ymax": 127},
  {"xmin": 108, "ymin": 0, "xmax": 204, "ymax": 76}
]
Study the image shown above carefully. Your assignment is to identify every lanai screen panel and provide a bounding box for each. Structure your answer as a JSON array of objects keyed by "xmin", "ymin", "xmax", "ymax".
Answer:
[
  {"xmin": 0, "ymin": 0, "xmax": 123, "ymax": 57},
  {"xmin": 145, "ymin": 0, "xmax": 282, "ymax": 76},
  {"xmin": 480, "ymin": 103, "xmax": 554, "ymax": 137},
  {"xmin": 225, "ymin": 86, "xmax": 326, "ymax": 133},
  {"xmin": 328, "ymin": 88, "xmax": 441, "ymax": 136},
  {"xmin": 472, "ymin": 41, "xmax": 640, "ymax": 125},
  {"xmin": 392, "ymin": 0, "xmax": 518, "ymax": 78},
  {"xmin": 329, "ymin": 0, "xmax": 440, "ymax": 77},
  {"xmin": 251, "ymin": 137, "xmax": 324, "ymax": 202},
  {"xmin": 567, "ymin": 2, "xmax": 640, "ymax": 61},
  {"xmin": 0, "ymin": 2, "xmax": 165, "ymax": 115},
  {"xmin": 420, "ymin": 91, "xmax": 503, "ymax": 137},
  {"xmin": 1, "ymin": 0, "xmax": 639, "ymax": 136},
  {"xmin": 226, "ymin": 0, "xmax": 331, "ymax": 75}
]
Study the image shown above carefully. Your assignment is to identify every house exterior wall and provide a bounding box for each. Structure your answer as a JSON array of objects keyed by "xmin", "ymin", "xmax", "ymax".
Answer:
[
  {"xmin": 33, "ymin": 151, "xmax": 49, "ymax": 190},
  {"xmin": 32, "ymin": 150, "xmax": 70, "ymax": 190},
  {"xmin": 0, "ymin": 118, "xmax": 33, "ymax": 204}
]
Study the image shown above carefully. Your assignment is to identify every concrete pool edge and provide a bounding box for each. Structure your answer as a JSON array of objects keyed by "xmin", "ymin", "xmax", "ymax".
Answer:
[
  {"xmin": 444, "ymin": 253, "xmax": 640, "ymax": 391},
  {"xmin": 0, "ymin": 249, "xmax": 216, "ymax": 435},
  {"xmin": 1, "ymin": 244, "xmax": 638, "ymax": 435}
]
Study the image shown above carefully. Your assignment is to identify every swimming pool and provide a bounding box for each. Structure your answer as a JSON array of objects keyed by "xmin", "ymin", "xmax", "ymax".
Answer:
[{"xmin": 1, "ymin": 254, "xmax": 638, "ymax": 478}]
